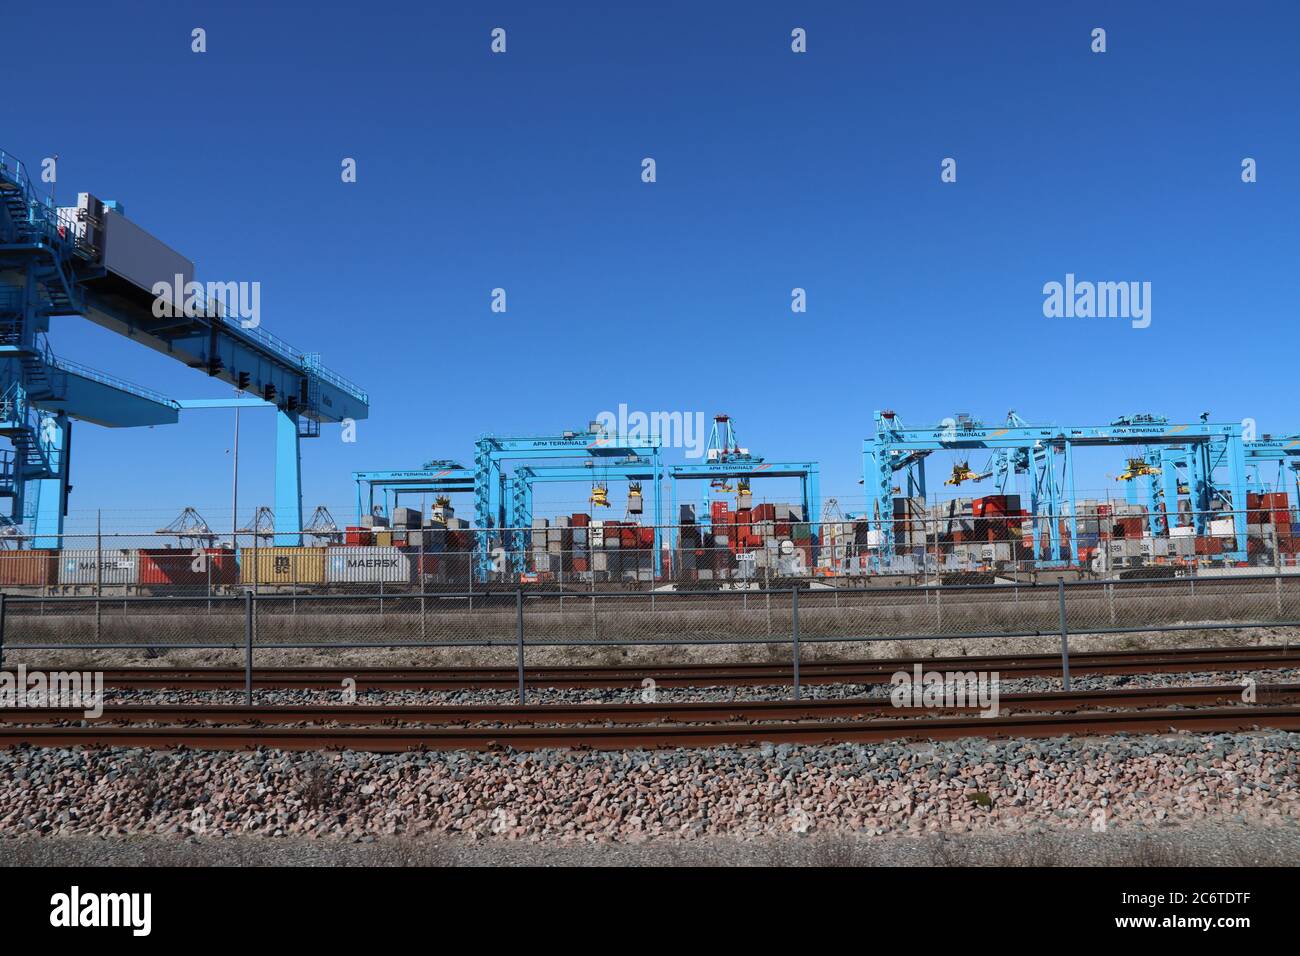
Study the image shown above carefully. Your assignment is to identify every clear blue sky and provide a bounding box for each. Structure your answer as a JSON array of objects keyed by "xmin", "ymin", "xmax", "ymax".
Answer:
[{"xmin": 5, "ymin": 0, "xmax": 1297, "ymax": 531}]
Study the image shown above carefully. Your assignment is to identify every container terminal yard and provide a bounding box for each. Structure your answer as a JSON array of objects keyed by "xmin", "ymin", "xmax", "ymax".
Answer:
[
  {"xmin": 1, "ymin": 141, "xmax": 1299, "ymax": 879},
  {"xmin": 0, "ymin": 4, "xmax": 1295, "ymax": 910}
]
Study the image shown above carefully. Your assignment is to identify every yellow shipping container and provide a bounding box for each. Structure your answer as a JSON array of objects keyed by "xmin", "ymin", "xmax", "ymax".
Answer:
[
  {"xmin": 241, "ymin": 547, "xmax": 326, "ymax": 585},
  {"xmin": 374, "ymin": 531, "xmax": 393, "ymax": 547}
]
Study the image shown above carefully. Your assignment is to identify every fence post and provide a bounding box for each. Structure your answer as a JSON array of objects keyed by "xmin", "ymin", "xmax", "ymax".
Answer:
[
  {"xmin": 516, "ymin": 587, "xmax": 526, "ymax": 705},
  {"xmin": 0, "ymin": 592, "xmax": 6, "ymax": 670},
  {"xmin": 1276, "ymin": 544, "xmax": 1283, "ymax": 616},
  {"xmin": 1057, "ymin": 577, "xmax": 1071, "ymax": 691},
  {"xmin": 764, "ymin": 560, "xmax": 772, "ymax": 636},
  {"xmin": 791, "ymin": 587, "xmax": 801, "ymax": 701},
  {"xmin": 95, "ymin": 516, "xmax": 103, "ymax": 641},
  {"xmin": 244, "ymin": 589, "xmax": 254, "ymax": 706}
]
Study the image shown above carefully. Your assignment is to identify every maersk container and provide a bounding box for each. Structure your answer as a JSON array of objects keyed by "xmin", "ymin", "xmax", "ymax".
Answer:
[
  {"xmin": 58, "ymin": 549, "xmax": 139, "ymax": 586},
  {"xmin": 325, "ymin": 546, "xmax": 413, "ymax": 583}
]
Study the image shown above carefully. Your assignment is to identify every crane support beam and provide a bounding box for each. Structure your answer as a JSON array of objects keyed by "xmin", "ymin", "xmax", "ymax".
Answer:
[
  {"xmin": 27, "ymin": 413, "xmax": 70, "ymax": 547},
  {"xmin": 274, "ymin": 409, "xmax": 302, "ymax": 546}
]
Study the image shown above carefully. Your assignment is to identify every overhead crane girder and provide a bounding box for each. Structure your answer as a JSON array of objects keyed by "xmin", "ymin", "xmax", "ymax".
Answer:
[{"xmin": 352, "ymin": 464, "xmax": 476, "ymax": 523}]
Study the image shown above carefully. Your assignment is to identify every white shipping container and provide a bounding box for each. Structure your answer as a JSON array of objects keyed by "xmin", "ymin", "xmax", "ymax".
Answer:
[
  {"xmin": 101, "ymin": 207, "xmax": 195, "ymax": 297},
  {"xmin": 58, "ymin": 549, "xmax": 139, "ymax": 586},
  {"xmin": 326, "ymin": 547, "xmax": 412, "ymax": 583},
  {"xmin": 1209, "ymin": 518, "xmax": 1236, "ymax": 538}
]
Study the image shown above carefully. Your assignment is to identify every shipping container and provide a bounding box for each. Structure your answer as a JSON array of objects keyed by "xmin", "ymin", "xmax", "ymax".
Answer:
[
  {"xmin": 139, "ymin": 547, "xmax": 238, "ymax": 586},
  {"xmin": 240, "ymin": 546, "xmax": 326, "ymax": 585},
  {"xmin": 326, "ymin": 547, "xmax": 413, "ymax": 583},
  {"xmin": 0, "ymin": 549, "xmax": 58, "ymax": 587},
  {"xmin": 58, "ymin": 549, "xmax": 139, "ymax": 586}
]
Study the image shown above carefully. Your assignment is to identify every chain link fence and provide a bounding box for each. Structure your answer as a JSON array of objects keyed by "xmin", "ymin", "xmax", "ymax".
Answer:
[{"xmin": 3, "ymin": 572, "xmax": 1299, "ymax": 656}]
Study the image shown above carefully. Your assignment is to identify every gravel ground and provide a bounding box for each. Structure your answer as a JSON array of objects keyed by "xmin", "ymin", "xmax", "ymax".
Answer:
[
  {"xmin": 0, "ymin": 732, "xmax": 1294, "ymax": 850},
  {"xmin": 6, "ymin": 624, "xmax": 1295, "ymax": 673},
  {"xmin": 3, "ymin": 824, "xmax": 1296, "ymax": 866}
]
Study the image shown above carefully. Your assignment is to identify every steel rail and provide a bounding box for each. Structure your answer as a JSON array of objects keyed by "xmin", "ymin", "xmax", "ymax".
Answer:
[
  {"xmin": 4, "ymin": 683, "xmax": 1296, "ymax": 726},
  {"xmin": 0, "ymin": 705, "xmax": 1295, "ymax": 751}
]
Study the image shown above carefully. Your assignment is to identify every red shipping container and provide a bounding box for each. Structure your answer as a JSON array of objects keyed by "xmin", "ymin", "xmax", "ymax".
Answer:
[
  {"xmin": 345, "ymin": 526, "xmax": 373, "ymax": 546},
  {"xmin": 637, "ymin": 527, "xmax": 654, "ymax": 548},
  {"xmin": 752, "ymin": 503, "xmax": 776, "ymax": 522},
  {"xmin": 570, "ymin": 513, "xmax": 591, "ymax": 527},
  {"xmin": 139, "ymin": 548, "xmax": 238, "ymax": 586}
]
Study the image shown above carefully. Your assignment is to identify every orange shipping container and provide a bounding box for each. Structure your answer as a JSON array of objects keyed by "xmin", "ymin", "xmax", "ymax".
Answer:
[{"xmin": 0, "ymin": 549, "xmax": 58, "ymax": 586}]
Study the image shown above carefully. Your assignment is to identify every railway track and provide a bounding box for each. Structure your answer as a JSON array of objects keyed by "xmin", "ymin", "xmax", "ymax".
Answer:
[
  {"xmin": 75, "ymin": 645, "xmax": 1300, "ymax": 690},
  {"xmin": 5, "ymin": 682, "xmax": 1296, "ymax": 726},
  {"xmin": 0, "ymin": 705, "xmax": 1295, "ymax": 751}
]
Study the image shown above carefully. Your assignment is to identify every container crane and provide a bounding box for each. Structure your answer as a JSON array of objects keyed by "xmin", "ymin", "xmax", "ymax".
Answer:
[{"xmin": 0, "ymin": 147, "xmax": 368, "ymax": 546}]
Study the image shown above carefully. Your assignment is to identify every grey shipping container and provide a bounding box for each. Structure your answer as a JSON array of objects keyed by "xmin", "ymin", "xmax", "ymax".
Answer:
[
  {"xmin": 326, "ymin": 547, "xmax": 413, "ymax": 583},
  {"xmin": 391, "ymin": 507, "xmax": 422, "ymax": 528},
  {"xmin": 58, "ymin": 549, "xmax": 139, "ymax": 586}
]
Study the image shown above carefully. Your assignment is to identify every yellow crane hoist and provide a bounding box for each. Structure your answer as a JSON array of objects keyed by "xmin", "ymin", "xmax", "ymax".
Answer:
[
  {"xmin": 1116, "ymin": 457, "xmax": 1161, "ymax": 482},
  {"xmin": 590, "ymin": 484, "xmax": 611, "ymax": 508},
  {"xmin": 626, "ymin": 482, "xmax": 643, "ymax": 515},
  {"xmin": 736, "ymin": 478, "xmax": 751, "ymax": 507},
  {"xmin": 945, "ymin": 461, "xmax": 979, "ymax": 486},
  {"xmin": 430, "ymin": 495, "xmax": 452, "ymax": 525}
]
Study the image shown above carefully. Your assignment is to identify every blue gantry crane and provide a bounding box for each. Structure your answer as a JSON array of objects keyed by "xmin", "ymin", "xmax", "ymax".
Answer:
[
  {"xmin": 0, "ymin": 147, "xmax": 368, "ymax": 544},
  {"xmin": 1125, "ymin": 428, "xmax": 1300, "ymax": 537},
  {"xmin": 667, "ymin": 414, "xmax": 820, "ymax": 562},
  {"xmin": 473, "ymin": 426, "xmax": 662, "ymax": 580},
  {"xmin": 865, "ymin": 410, "xmax": 1249, "ymax": 565},
  {"xmin": 506, "ymin": 457, "xmax": 664, "ymax": 574}
]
